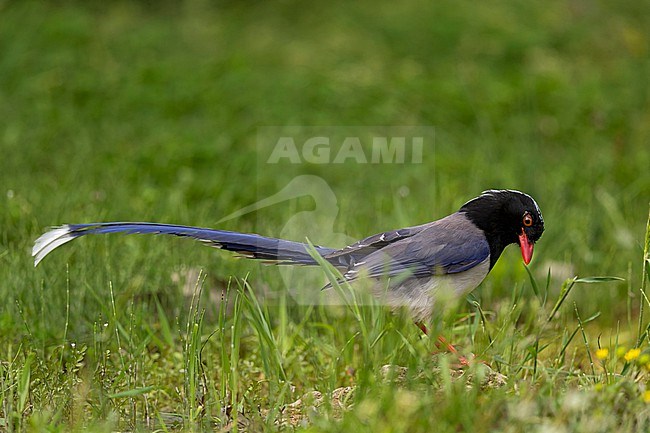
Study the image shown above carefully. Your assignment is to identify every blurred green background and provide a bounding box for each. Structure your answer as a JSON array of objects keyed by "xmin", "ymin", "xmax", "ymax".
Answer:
[
  {"xmin": 2, "ymin": 0, "xmax": 648, "ymax": 323},
  {"xmin": 0, "ymin": 0, "xmax": 649, "ymax": 429}
]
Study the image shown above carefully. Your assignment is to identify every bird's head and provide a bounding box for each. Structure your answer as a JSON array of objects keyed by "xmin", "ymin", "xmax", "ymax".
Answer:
[{"xmin": 460, "ymin": 190, "xmax": 544, "ymax": 265}]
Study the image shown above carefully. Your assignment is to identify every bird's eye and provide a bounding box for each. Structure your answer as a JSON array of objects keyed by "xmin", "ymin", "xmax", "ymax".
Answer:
[{"xmin": 522, "ymin": 213, "xmax": 533, "ymax": 227}]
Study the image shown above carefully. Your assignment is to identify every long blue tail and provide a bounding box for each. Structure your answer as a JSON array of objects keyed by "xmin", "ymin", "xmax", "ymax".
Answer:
[{"xmin": 32, "ymin": 222, "xmax": 339, "ymax": 267}]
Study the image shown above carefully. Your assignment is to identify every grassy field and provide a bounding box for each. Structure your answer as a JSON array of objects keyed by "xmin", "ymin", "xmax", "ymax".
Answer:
[{"xmin": 1, "ymin": 0, "xmax": 650, "ymax": 431}]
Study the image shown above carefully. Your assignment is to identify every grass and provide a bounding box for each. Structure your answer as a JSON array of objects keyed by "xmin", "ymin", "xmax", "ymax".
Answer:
[{"xmin": 1, "ymin": 0, "xmax": 650, "ymax": 431}]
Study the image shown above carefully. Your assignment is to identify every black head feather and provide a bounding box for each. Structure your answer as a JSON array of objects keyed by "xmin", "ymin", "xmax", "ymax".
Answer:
[{"xmin": 459, "ymin": 190, "xmax": 544, "ymax": 268}]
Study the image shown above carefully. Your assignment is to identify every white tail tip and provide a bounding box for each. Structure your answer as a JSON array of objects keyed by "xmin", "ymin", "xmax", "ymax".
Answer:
[{"xmin": 32, "ymin": 225, "xmax": 74, "ymax": 267}]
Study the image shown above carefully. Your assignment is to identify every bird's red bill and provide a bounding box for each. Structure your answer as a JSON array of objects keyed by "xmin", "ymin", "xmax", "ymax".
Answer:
[{"xmin": 518, "ymin": 230, "xmax": 534, "ymax": 265}]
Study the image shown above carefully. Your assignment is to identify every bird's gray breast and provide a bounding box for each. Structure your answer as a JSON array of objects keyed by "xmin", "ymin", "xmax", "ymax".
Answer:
[{"xmin": 372, "ymin": 256, "xmax": 491, "ymax": 322}]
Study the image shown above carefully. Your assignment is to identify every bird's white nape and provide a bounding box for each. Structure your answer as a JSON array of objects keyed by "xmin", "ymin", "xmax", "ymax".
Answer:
[
  {"xmin": 478, "ymin": 189, "xmax": 544, "ymax": 224},
  {"xmin": 32, "ymin": 225, "xmax": 74, "ymax": 267}
]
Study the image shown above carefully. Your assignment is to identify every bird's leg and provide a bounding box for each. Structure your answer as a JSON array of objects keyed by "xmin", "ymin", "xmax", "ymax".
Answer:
[
  {"xmin": 436, "ymin": 335, "xmax": 491, "ymax": 368},
  {"xmin": 416, "ymin": 323, "xmax": 472, "ymax": 367},
  {"xmin": 435, "ymin": 335, "xmax": 471, "ymax": 367}
]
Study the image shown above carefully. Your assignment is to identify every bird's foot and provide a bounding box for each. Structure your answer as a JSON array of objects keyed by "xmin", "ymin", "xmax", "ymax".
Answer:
[
  {"xmin": 433, "ymin": 336, "xmax": 489, "ymax": 369},
  {"xmin": 416, "ymin": 324, "xmax": 488, "ymax": 368}
]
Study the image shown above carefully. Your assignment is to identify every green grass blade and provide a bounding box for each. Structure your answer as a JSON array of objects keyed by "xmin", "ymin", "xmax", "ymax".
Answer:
[
  {"xmin": 523, "ymin": 264, "xmax": 540, "ymax": 298},
  {"xmin": 637, "ymin": 203, "xmax": 650, "ymax": 346},
  {"xmin": 108, "ymin": 386, "xmax": 155, "ymax": 399}
]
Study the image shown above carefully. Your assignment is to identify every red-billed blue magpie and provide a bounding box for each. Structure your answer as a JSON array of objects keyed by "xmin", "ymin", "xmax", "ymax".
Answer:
[{"xmin": 33, "ymin": 189, "xmax": 544, "ymax": 321}]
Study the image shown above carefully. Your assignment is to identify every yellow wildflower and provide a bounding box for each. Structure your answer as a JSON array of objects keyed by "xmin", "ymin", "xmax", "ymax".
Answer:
[
  {"xmin": 624, "ymin": 348, "xmax": 641, "ymax": 362},
  {"xmin": 644, "ymin": 390, "xmax": 650, "ymax": 403},
  {"xmin": 595, "ymin": 348, "xmax": 609, "ymax": 360}
]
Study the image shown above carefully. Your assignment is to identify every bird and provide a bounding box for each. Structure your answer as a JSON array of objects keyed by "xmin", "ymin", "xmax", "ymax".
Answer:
[{"xmin": 32, "ymin": 189, "xmax": 544, "ymax": 322}]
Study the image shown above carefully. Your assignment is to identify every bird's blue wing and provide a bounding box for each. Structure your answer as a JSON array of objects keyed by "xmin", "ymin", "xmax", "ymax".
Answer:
[
  {"xmin": 323, "ymin": 222, "xmax": 433, "ymax": 267},
  {"xmin": 342, "ymin": 213, "xmax": 490, "ymax": 280}
]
